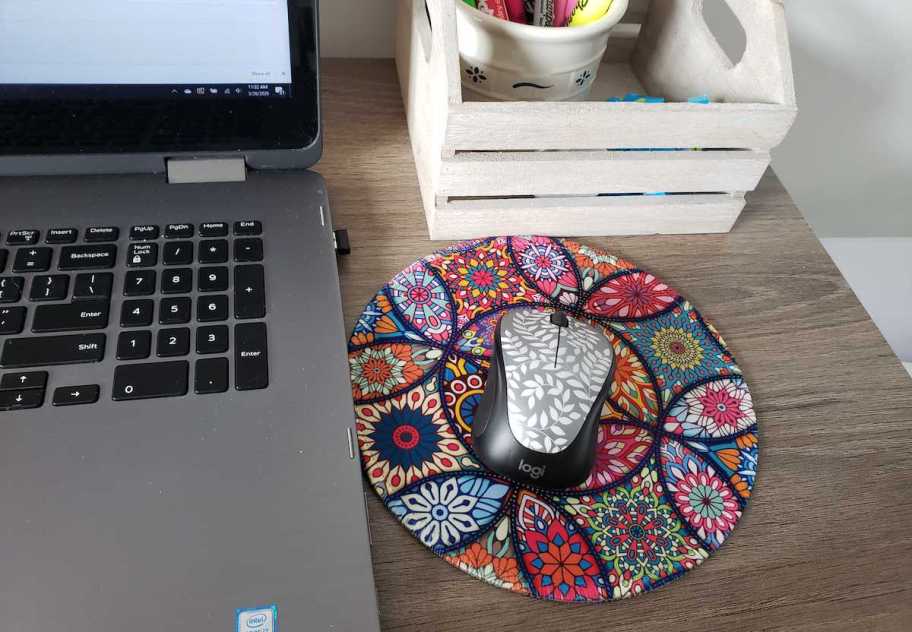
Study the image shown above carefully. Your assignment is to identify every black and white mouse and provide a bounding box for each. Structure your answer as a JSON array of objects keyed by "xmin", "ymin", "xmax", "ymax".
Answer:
[{"xmin": 472, "ymin": 308, "xmax": 616, "ymax": 489}]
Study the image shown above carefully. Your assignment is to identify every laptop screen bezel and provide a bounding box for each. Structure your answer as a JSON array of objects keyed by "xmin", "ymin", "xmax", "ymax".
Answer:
[{"xmin": 0, "ymin": 0, "xmax": 320, "ymax": 167}]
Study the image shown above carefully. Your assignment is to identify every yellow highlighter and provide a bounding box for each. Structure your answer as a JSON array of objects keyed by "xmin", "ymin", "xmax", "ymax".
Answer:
[{"xmin": 567, "ymin": 0, "xmax": 614, "ymax": 26}]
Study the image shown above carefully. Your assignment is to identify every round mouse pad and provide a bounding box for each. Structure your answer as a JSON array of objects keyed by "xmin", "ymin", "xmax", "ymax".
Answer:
[{"xmin": 348, "ymin": 237, "xmax": 758, "ymax": 602}]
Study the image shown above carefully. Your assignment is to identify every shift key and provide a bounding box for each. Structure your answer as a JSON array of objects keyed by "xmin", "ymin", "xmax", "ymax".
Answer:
[
  {"xmin": 1, "ymin": 334, "xmax": 106, "ymax": 368},
  {"xmin": 33, "ymin": 300, "xmax": 109, "ymax": 333}
]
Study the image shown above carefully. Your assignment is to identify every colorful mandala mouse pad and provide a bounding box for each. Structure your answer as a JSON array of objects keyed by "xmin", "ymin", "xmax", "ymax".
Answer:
[{"xmin": 348, "ymin": 237, "xmax": 758, "ymax": 602}]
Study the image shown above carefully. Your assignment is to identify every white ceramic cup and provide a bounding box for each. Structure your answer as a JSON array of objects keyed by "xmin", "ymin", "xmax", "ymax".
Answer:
[{"xmin": 456, "ymin": 0, "xmax": 630, "ymax": 101}]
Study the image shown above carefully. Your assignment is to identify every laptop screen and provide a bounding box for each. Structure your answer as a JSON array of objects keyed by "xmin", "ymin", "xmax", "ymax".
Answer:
[
  {"xmin": 0, "ymin": 0, "xmax": 293, "ymax": 100},
  {"xmin": 0, "ymin": 0, "xmax": 319, "ymax": 157}
]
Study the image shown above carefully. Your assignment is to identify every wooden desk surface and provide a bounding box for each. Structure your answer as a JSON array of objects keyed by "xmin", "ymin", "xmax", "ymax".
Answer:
[{"xmin": 320, "ymin": 59, "xmax": 912, "ymax": 632}]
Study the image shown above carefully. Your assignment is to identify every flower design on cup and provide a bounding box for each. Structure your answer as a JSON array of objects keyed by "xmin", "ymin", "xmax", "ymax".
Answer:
[
  {"xmin": 465, "ymin": 66, "xmax": 488, "ymax": 84},
  {"xmin": 575, "ymin": 69, "xmax": 593, "ymax": 87}
]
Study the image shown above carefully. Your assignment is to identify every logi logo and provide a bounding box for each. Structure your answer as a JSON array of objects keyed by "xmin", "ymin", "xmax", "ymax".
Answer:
[{"xmin": 518, "ymin": 459, "xmax": 546, "ymax": 480}]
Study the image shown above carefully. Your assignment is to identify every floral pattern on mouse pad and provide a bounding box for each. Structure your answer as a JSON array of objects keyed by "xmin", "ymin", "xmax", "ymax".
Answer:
[{"xmin": 349, "ymin": 237, "xmax": 759, "ymax": 602}]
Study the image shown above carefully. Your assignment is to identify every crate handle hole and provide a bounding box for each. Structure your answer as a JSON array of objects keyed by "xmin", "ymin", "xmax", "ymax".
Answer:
[
  {"xmin": 701, "ymin": 0, "xmax": 747, "ymax": 67},
  {"xmin": 415, "ymin": 0, "xmax": 434, "ymax": 63}
]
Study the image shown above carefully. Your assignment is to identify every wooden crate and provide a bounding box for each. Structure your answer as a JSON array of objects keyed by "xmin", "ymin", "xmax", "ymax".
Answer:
[{"xmin": 395, "ymin": 0, "xmax": 797, "ymax": 239}]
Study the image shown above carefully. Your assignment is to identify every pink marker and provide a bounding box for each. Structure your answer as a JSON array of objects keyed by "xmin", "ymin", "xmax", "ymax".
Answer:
[
  {"xmin": 504, "ymin": 0, "xmax": 528, "ymax": 23},
  {"xmin": 477, "ymin": 0, "xmax": 510, "ymax": 21},
  {"xmin": 554, "ymin": 0, "xmax": 576, "ymax": 26}
]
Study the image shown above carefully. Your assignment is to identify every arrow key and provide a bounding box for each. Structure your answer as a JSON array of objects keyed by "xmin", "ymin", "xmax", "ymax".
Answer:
[
  {"xmin": 0, "ymin": 370, "xmax": 47, "ymax": 391},
  {"xmin": 52, "ymin": 385, "xmax": 100, "ymax": 407},
  {"xmin": 0, "ymin": 388, "xmax": 44, "ymax": 410}
]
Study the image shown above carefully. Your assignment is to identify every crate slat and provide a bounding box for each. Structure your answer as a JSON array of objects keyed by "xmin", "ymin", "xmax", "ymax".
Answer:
[
  {"xmin": 447, "ymin": 98, "xmax": 796, "ymax": 152},
  {"xmin": 439, "ymin": 150, "xmax": 769, "ymax": 197},
  {"xmin": 429, "ymin": 193, "xmax": 745, "ymax": 240}
]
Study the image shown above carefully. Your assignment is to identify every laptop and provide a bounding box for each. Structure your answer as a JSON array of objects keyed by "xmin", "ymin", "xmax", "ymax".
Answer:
[{"xmin": 0, "ymin": 2, "xmax": 381, "ymax": 630}]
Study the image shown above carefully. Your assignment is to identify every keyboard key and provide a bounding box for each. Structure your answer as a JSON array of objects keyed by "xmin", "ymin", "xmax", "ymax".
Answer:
[
  {"xmin": 0, "ymin": 371, "xmax": 47, "ymax": 390},
  {"xmin": 32, "ymin": 300, "xmax": 109, "ymax": 333},
  {"xmin": 0, "ymin": 389, "xmax": 44, "ymax": 411},
  {"xmin": 163, "ymin": 241, "xmax": 193, "ymax": 265},
  {"xmin": 199, "ymin": 222, "xmax": 228, "ymax": 237},
  {"xmin": 113, "ymin": 361, "xmax": 188, "ymax": 401},
  {"xmin": 85, "ymin": 227, "xmax": 119, "ymax": 242},
  {"xmin": 0, "ymin": 249, "xmax": 7, "ymax": 272},
  {"xmin": 198, "ymin": 267, "xmax": 228, "ymax": 292},
  {"xmin": 73, "ymin": 273, "xmax": 113, "ymax": 300},
  {"xmin": 7, "ymin": 230, "xmax": 39, "ymax": 246},
  {"xmin": 52, "ymin": 385, "xmax": 100, "ymax": 407},
  {"xmin": 0, "ymin": 307, "xmax": 26, "ymax": 335},
  {"xmin": 235, "ymin": 323, "xmax": 268, "ymax": 390},
  {"xmin": 159, "ymin": 297, "xmax": 191, "ymax": 324},
  {"xmin": 199, "ymin": 239, "xmax": 228, "ymax": 264},
  {"xmin": 157, "ymin": 328, "xmax": 190, "ymax": 357},
  {"xmin": 127, "ymin": 243, "xmax": 158, "ymax": 267},
  {"xmin": 59, "ymin": 244, "xmax": 117, "ymax": 270},
  {"xmin": 117, "ymin": 330, "xmax": 152, "ymax": 360},
  {"xmin": 0, "ymin": 333, "xmax": 105, "ymax": 368},
  {"xmin": 197, "ymin": 295, "xmax": 228, "ymax": 322},
  {"xmin": 124, "ymin": 270, "xmax": 156, "ymax": 296},
  {"xmin": 234, "ymin": 238, "xmax": 263, "ymax": 262},
  {"xmin": 234, "ymin": 265, "xmax": 265, "ymax": 319},
  {"xmin": 121, "ymin": 300, "xmax": 154, "ymax": 327},
  {"xmin": 29, "ymin": 275, "xmax": 69, "ymax": 301},
  {"xmin": 162, "ymin": 268, "xmax": 192, "ymax": 294},
  {"xmin": 130, "ymin": 225, "xmax": 160, "ymax": 241},
  {"xmin": 0, "ymin": 277, "xmax": 24, "ymax": 303},
  {"xmin": 234, "ymin": 220, "xmax": 262, "ymax": 236},
  {"xmin": 197, "ymin": 325, "xmax": 229, "ymax": 354},
  {"xmin": 46, "ymin": 228, "xmax": 78, "ymax": 244},
  {"xmin": 13, "ymin": 247, "xmax": 53, "ymax": 272},
  {"xmin": 195, "ymin": 358, "xmax": 228, "ymax": 394},
  {"xmin": 164, "ymin": 224, "xmax": 194, "ymax": 239}
]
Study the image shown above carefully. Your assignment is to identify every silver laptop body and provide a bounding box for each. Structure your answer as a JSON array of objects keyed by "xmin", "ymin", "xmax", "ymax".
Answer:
[{"xmin": 0, "ymin": 2, "xmax": 380, "ymax": 630}]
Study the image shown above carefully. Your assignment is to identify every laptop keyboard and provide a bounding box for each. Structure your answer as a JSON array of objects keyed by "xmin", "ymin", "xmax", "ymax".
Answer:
[{"xmin": 0, "ymin": 221, "xmax": 268, "ymax": 411}]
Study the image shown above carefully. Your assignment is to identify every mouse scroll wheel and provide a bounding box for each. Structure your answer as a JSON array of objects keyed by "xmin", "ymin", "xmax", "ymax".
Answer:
[{"xmin": 550, "ymin": 312, "xmax": 570, "ymax": 328}]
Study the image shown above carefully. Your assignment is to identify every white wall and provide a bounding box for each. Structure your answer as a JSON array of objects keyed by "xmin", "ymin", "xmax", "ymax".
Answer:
[
  {"xmin": 822, "ymin": 238, "xmax": 912, "ymax": 362},
  {"xmin": 319, "ymin": 1, "xmax": 394, "ymax": 58},
  {"xmin": 773, "ymin": 1, "xmax": 912, "ymax": 238}
]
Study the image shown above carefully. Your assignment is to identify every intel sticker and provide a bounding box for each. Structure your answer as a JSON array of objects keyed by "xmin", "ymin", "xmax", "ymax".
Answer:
[{"xmin": 236, "ymin": 604, "xmax": 277, "ymax": 632}]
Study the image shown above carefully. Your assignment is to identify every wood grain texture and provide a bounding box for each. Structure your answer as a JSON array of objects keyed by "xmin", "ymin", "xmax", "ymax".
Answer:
[{"xmin": 320, "ymin": 59, "xmax": 912, "ymax": 632}]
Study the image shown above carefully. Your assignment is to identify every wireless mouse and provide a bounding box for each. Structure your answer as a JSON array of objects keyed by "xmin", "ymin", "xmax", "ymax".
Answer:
[{"xmin": 472, "ymin": 308, "xmax": 616, "ymax": 489}]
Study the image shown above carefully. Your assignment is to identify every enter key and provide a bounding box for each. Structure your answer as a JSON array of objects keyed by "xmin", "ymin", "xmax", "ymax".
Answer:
[{"xmin": 235, "ymin": 322, "xmax": 268, "ymax": 391}]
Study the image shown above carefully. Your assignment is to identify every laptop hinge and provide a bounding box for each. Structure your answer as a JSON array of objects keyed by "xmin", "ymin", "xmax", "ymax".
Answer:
[{"xmin": 166, "ymin": 157, "xmax": 247, "ymax": 184}]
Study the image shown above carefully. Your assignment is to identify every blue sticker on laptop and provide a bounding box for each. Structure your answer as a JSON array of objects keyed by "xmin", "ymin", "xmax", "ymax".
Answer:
[{"xmin": 236, "ymin": 604, "xmax": 277, "ymax": 632}]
